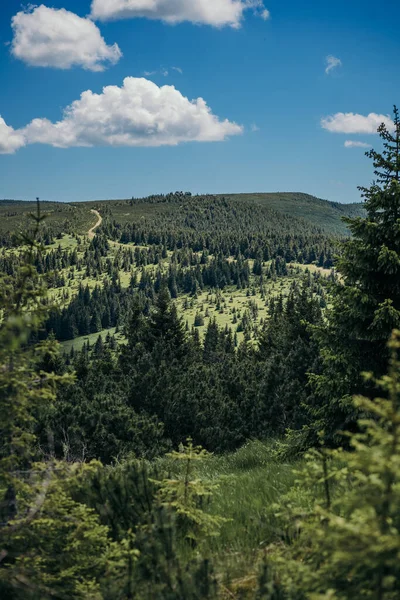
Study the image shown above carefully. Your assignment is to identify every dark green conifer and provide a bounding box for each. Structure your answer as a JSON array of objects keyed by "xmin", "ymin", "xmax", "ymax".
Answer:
[{"xmin": 309, "ymin": 107, "xmax": 400, "ymax": 445}]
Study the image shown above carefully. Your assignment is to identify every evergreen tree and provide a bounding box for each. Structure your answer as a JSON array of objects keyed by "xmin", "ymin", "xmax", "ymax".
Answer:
[
  {"xmin": 269, "ymin": 330, "xmax": 400, "ymax": 599},
  {"xmin": 153, "ymin": 439, "xmax": 227, "ymax": 546},
  {"xmin": 309, "ymin": 108, "xmax": 400, "ymax": 445},
  {"xmin": 194, "ymin": 313, "xmax": 205, "ymax": 327},
  {"xmin": 94, "ymin": 334, "xmax": 104, "ymax": 356},
  {"xmin": 145, "ymin": 286, "xmax": 186, "ymax": 358}
]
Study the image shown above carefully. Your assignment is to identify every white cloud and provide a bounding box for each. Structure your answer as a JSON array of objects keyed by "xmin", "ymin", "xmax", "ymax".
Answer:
[
  {"xmin": 259, "ymin": 8, "xmax": 270, "ymax": 20},
  {"xmin": 144, "ymin": 66, "xmax": 182, "ymax": 77},
  {"xmin": 321, "ymin": 112, "xmax": 394, "ymax": 134},
  {"xmin": 20, "ymin": 77, "xmax": 242, "ymax": 149},
  {"xmin": 144, "ymin": 68, "xmax": 169, "ymax": 77},
  {"xmin": 0, "ymin": 117, "xmax": 26, "ymax": 154},
  {"xmin": 344, "ymin": 140, "xmax": 371, "ymax": 148},
  {"xmin": 251, "ymin": 123, "xmax": 260, "ymax": 132},
  {"xmin": 11, "ymin": 5, "xmax": 122, "ymax": 71},
  {"xmin": 91, "ymin": 0, "xmax": 270, "ymax": 28},
  {"xmin": 325, "ymin": 55, "xmax": 342, "ymax": 74}
]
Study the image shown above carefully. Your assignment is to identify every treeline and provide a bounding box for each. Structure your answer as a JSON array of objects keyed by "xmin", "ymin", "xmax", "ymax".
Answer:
[
  {"xmin": 98, "ymin": 194, "xmax": 336, "ymax": 267},
  {"xmin": 44, "ymin": 280, "xmax": 130, "ymax": 340}
]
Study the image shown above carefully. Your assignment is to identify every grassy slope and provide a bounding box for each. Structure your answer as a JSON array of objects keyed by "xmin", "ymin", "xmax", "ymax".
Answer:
[
  {"xmin": 0, "ymin": 200, "xmax": 97, "ymax": 237},
  {"xmin": 60, "ymin": 327, "xmax": 127, "ymax": 354},
  {"xmin": 0, "ymin": 194, "xmax": 335, "ymax": 353},
  {"xmin": 59, "ymin": 261, "xmax": 325, "ymax": 353},
  {"xmin": 158, "ymin": 439, "xmax": 297, "ymax": 593}
]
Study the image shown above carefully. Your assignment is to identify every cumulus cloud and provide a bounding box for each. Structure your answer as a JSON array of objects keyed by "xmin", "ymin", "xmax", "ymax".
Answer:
[
  {"xmin": 344, "ymin": 140, "xmax": 371, "ymax": 148},
  {"xmin": 325, "ymin": 55, "xmax": 342, "ymax": 74},
  {"xmin": 0, "ymin": 117, "xmax": 26, "ymax": 154},
  {"xmin": 11, "ymin": 5, "xmax": 122, "ymax": 71},
  {"xmin": 90, "ymin": 0, "xmax": 270, "ymax": 28},
  {"xmin": 321, "ymin": 112, "xmax": 394, "ymax": 134},
  {"xmin": 18, "ymin": 77, "xmax": 242, "ymax": 149}
]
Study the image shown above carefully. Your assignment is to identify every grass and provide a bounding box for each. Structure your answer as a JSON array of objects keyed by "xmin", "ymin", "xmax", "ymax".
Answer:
[
  {"xmin": 294, "ymin": 262, "xmax": 333, "ymax": 277},
  {"xmin": 60, "ymin": 327, "xmax": 126, "ymax": 354},
  {"xmin": 158, "ymin": 439, "xmax": 298, "ymax": 592},
  {"xmin": 0, "ymin": 200, "xmax": 97, "ymax": 238},
  {"xmin": 177, "ymin": 268, "xmax": 312, "ymax": 340},
  {"xmin": 205, "ymin": 440, "xmax": 295, "ymax": 554},
  {"xmin": 47, "ymin": 234, "xmax": 78, "ymax": 250}
]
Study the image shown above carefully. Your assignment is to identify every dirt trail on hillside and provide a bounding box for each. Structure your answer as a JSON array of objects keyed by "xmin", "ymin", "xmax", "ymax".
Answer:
[{"xmin": 88, "ymin": 210, "xmax": 102, "ymax": 239}]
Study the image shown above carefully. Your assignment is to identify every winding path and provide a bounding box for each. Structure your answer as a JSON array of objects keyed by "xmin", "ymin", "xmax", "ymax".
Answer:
[{"xmin": 88, "ymin": 209, "xmax": 102, "ymax": 240}]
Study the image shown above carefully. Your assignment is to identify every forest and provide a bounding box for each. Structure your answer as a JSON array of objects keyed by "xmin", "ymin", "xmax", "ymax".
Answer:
[{"xmin": 1, "ymin": 112, "xmax": 400, "ymax": 599}]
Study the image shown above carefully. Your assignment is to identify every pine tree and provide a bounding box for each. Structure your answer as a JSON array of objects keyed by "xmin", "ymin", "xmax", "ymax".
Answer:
[
  {"xmin": 152, "ymin": 439, "xmax": 228, "ymax": 545},
  {"xmin": 146, "ymin": 286, "xmax": 186, "ymax": 356},
  {"xmin": 309, "ymin": 107, "xmax": 400, "ymax": 445},
  {"xmin": 94, "ymin": 334, "xmax": 104, "ymax": 356},
  {"xmin": 269, "ymin": 330, "xmax": 400, "ymax": 599},
  {"xmin": 194, "ymin": 313, "xmax": 205, "ymax": 327},
  {"xmin": 203, "ymin": 318, "xmax": 220, "ymax": 363}
]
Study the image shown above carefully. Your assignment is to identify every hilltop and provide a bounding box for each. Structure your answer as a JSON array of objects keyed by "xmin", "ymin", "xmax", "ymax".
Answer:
[
  {"xmin": 0, "ymin": 192, "xmax": 364, "ymax": 239},
  {"xmin": 80, "ymin": 191, "xmax": 364, "ymax": 237}
]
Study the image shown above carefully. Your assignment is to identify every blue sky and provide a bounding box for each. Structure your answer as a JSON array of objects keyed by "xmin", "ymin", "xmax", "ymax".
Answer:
[{"xmin": 0, "ymin": 0, "xmax": 399, "ymax": 203}]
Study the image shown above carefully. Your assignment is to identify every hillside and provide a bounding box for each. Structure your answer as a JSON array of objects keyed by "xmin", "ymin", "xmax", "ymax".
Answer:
[
  {"xmin": 0, "ymin": 199, "xmax": 98, "ymax": 245},
  {"xmin": 80, "ymin": 191, "xmax": 364, "ymax": 238},
  {"xmin": 0, "ymin": 191, "xmax": 343, "ymax": 352},
  {"xmin": 220, "ymin": 192, "xmax": 365, "ymax": 235},
  {"xmin": 0, "ymin": 193, "xmax": 364, "ymax": 240}
]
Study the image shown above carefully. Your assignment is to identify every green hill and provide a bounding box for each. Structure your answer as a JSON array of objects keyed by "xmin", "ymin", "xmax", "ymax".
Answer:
[
  {"xmin": 82, "ymin": 192, "xmax": 364, "ymax": 237},
  {"xmin": 220, "ymin": 192, "xmax": 365, "ymax": 235},
  {"xmin": 0, "ymin": 200, "xmax": 98, "ymax": 243},
  {"xmin": 0, "ymin": 192, "xmax": 365, "ymax": 240}
]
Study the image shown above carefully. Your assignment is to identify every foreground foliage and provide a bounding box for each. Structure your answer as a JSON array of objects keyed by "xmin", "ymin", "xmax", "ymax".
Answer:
[{"xmin": 268, "ymin": 330, "xmax": 400, "ymax": 599}]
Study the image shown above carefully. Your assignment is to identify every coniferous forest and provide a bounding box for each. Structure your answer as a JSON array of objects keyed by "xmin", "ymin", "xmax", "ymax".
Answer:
[{"xmin": 1, "ymin": 112, "xmax": 400, "ymax": 599}]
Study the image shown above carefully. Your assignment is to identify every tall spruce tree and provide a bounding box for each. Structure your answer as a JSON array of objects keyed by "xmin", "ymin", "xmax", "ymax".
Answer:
[
  {"xmin": 308, "ymin": 106, "xmax": 400, "ymax": 445},
  {"xmin": 269, "ymin": 331, "xmax": 400, "ymax": 599}
]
